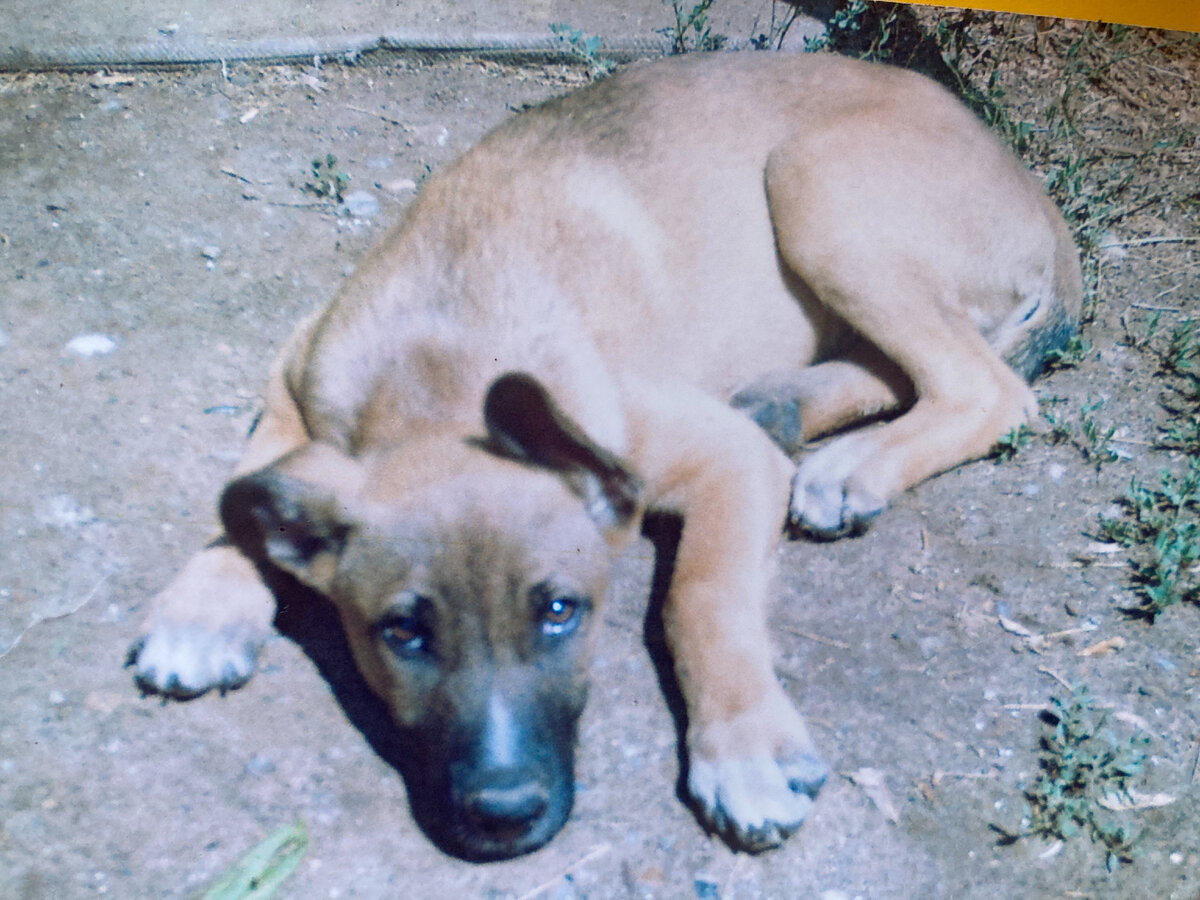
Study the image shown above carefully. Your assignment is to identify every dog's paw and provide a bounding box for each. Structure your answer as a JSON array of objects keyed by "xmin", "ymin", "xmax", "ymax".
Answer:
[
  {"xmin": 788, "ymin": 436, "xmax": 886, "ymax": 539},
  {"xmin": 687, "ymin": 750, "xmax": 828, "ymax": 851},
  {"xmin": 127, "ymin": 622, "xmax": 263, "ymax": 699}
]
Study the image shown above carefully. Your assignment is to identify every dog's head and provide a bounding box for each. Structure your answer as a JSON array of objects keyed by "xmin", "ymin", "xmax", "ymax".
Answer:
[{"xmin": 220, "ymin": 372, "xmax": 643, "ymax": 861}]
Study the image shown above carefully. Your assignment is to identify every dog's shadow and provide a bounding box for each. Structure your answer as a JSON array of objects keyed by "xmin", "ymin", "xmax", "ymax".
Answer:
[{"xmin": 264, "ymin": 513, "xmax": 694, "ymax": 826}]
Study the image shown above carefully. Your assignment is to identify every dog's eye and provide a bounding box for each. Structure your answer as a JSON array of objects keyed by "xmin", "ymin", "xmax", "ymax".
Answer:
[
  {"xmin": 534, "ymin": 585, "xmax": 588, "ymax": 637},
  {"xmin": 378, "ymin": 615, "xmax": 431, "ymax": 656}
]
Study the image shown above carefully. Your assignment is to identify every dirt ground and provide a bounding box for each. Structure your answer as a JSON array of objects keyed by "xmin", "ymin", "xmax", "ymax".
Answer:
[{"xmin": 1, "ymin": 14, "xmax": 1199, "ymax": 900}]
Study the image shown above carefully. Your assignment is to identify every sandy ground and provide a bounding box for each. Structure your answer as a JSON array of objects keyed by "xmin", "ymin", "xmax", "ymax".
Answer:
[{"xmin": 2, "ymin": 13, "xmax": 1199, "ymax": 900}]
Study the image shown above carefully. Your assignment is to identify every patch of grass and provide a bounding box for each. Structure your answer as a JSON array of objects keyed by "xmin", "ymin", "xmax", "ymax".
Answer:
[
  {"xmin": 803, "ymin": 0, "xmax": 959, "ymax": 88},
  {"xmin": 661, "ymin": 0, "xmax": 726, "ymax": 54},
  {"xmin": 749, "ymin": 1, "xmax": 801, "ymax": 51},
  {"xmin": 549, "ymin": 24, "xmax": 617, "ymax": 80},
  {"xmin": 1154, "ymin": 318, "xmax": 1200, "ymax": 455},
  {"xmin": 1039, "ymin": 395, "xmax": 1118, "ymax": 468},
  {"xmin": 1044, "ymin": 334, "xmax": 1092, "ymax": 371},
  {"xmin": 304, "ymin": 153, "xmax": 350, "ymax": 203},
  {"xmin": 1099, "ymin": 456, "xmax": 1200, "ymax": 619},
  {"xmin": 1119, "ymin": 313, "xmax": 1200, "ymax": 454},
  {"xmin": 993, "ymin": 424, "xmax": 1034, "ymax": 463},
  {"xmin": 803, "ymin": 0, "xmax": 874, "ymax": 54},
  {"xmin": 1077, "ymin": 397, "xmax": 1119, "ymax": 467},
  {"xmin": 996, "ymin": 686, "xmax": 1148, "ymax": 871}
]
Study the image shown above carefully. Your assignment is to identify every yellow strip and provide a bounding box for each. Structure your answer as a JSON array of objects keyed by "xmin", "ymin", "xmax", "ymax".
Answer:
[{"xmin": 902, "ymin": 1, "xmax": 1200, "ymax": 33}]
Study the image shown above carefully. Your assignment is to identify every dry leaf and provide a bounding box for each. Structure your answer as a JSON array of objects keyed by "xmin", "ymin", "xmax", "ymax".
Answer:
[
  {"xmin": 998, "ymin": 616, "xmax": 1036, "ymax": 639},
  {"xmin": 1039, "ymin": 839, "xmax": 1064, "ymax": 859},
  {"xmin": 1097, "ymin": 791, "xmax": 1176, "ymax": 811},
  {"xmin": 1113, "ymin": 710, "xmax": 1152, "ymax": 731},
  {"xmin": 1078, "ymin": 636, "xmax": 1126, "ymax": 657},
  {"xmin": 848, "ymin": 767, "xmax": 900, "ymax": 823}
]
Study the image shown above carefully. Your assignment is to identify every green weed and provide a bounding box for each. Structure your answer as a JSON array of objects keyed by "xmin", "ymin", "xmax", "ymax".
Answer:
[
  {"xmin": 993, "ymin": 424, "xmax": 1034, "ymax": 463},
  {"xmin": 1044, "ymin": 334, "xmax": 1092, "ymax": 371},
  {"xmin": 997, "ymin": 686, "xmax": 1149, "ymax": 872},
  {"xmin": 750, "ymin": 1, "xmax": 801, "ymax": 51},
  {"xmin": 662, "ymin": 0, "xmax": 726, "ymax": 54},
  {"xmin": 549, "ymin": 24, "xmax": 617, "ymax": 79},
  {"xmin": 1100, "ymin": 456, "xmax": 1200, "ymax": 619},
  {"xmin": 1078, "ymin": 397, "xmax": 1119, "ymax": 467},
  {"xmin": 304, "ymin": 154, "xmax": 350, "ymax": 203},
  {"xmin": 1039, "ymin": 395, "xmax": 1117, "ymax": 467}
]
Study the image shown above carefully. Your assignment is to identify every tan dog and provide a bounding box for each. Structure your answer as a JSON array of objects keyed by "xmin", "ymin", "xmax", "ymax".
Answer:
[{"xmin": 128, "ymin": 52, "xmax": 1082, "ymax": 861}]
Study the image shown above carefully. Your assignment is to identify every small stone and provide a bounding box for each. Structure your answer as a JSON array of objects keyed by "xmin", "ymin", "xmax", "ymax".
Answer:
[
  {"xmin": 65, "ymin": 333, "xmax": 117, "ymax": 356},
  {"xmin": 201, "ymin": 245, "xmax": 222, "ymax": 260},
  {"xmin": 343, "ymin": 190, "xmax": 380, "ymax": 218},
  {"xmin": 245, "ymin": 754, "xmax": 276, "ymax": 777},
  {"xmin": 412, "ymin": 123, "xmax": 449, "ymax": 146},
  {"xmin": 917, "ymin": 635, "xmax": 943, "ymax": 661},
  {"xmin": 43, "ymin": 494, "xmax": 98, "ymax": 527},
  {"xmin": 383, "ymin": 178, "xmax": 418, "ymax": 194}
]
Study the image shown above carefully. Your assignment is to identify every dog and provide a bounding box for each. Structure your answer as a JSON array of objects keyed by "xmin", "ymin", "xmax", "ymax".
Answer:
[{"xmin": 128, "ymin": 51, "xmax": 1082, "ymax": 861}]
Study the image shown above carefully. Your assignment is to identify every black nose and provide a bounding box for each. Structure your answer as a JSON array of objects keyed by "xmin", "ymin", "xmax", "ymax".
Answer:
[{"xmin": 464, "ymin": 778, "xmax": 550, "ymax": 831}]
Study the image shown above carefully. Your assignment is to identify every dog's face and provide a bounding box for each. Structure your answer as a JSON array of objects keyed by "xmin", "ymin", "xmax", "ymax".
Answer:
[{"xmin": 220, "ymin": 374, "xmax": 642, "ymax": 860}]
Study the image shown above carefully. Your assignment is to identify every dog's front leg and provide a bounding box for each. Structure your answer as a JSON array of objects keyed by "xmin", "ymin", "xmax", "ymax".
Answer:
[
  {"xmin": 128, "ymin": 334, "xmax": 312, "ymax": 698},
  {"xmin": 625, "ymin": 383, "xmax": 828, "ymax": 851}
]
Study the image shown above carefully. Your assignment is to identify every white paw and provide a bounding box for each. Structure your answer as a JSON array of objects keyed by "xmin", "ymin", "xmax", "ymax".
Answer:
[
  {"xmin": 789, "ymin": 435, "xmax": 886, "ymax": 539},
  {"xmin": 127, "ymin": 622, "xmax": 263, "ymax": 699},
  {"xmin": 687, "ymin": 750, "xmax": 828, "ymax": 851}
]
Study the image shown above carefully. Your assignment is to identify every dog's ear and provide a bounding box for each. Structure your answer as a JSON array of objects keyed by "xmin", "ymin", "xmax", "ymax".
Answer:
[
  {"xmin": 220, "ymin": 442, "xmax": 367, "ymax": 593},
  {"xmin": 483, "ymin": 372, "xmax": 643, "ymax": 534}
]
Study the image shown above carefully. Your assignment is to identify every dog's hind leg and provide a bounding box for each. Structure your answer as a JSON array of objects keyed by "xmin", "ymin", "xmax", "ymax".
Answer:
[
  {"xmin": 128, "ymin": 326, "xmax": 313, "ymax": 698},
  {"xmin": 626, "ymin": 381, "xmax": 828, "ymax": 851},
  {"xmin": 763, "ymin": 110, "xmax": 1073, "ymax": 539}
]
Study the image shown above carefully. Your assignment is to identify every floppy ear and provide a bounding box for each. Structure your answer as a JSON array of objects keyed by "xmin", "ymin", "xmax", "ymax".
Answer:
[
  {"xmin": 483, "ymin": 372, "xmax": 643, "ymax": 533},
  {"xmin": 219, "ymin": 442, "xmax": 367, "ymax": 593}
]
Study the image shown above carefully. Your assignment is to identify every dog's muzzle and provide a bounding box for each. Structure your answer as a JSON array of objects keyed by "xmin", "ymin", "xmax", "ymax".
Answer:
[{"xmin": 405, "ymin": 683, "xmax": 582, "ymax": 862}]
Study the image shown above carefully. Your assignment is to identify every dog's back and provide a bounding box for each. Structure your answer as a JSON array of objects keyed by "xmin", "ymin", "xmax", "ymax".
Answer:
[{"xmin": 294, "ymin": 52, "xmax": 1078, "ymax": 456}]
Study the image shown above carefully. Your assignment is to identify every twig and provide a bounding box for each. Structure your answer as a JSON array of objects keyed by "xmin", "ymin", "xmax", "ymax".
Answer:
[
  {"xmin": 783, "ymin": 626, "xmax": 851, "ymax": 651},
  {"xmin": 1143, "ymin": 62, "xmax": 1191, "ymax": 82},
  {"xmin": 0, "ymin": 575, "xmax": 110, "ymax": 659},
  {"xmin": 346, "ymin": 104, "xmax": 410, "ymax": 129},
  {"xmin": 1037, "ymin": 665, "xmax": 1074, "ymax": 691},
  {"xmin": 1191, "ymin": 739, "xmax": 1200, "ymax": 784},
  {"xmin": 517, "ymin": 844, "xmax": 611, "ymax": 900},
  {"xmin": 1108, "ymin": 236, "xmax": 1200, "ymax": 248},
  {"xmin": 220, "ymin": 167, "xmax": 254, "ymax": 185},
  {"xmin": 1130, "ymin": 302, "xmax": 1181, "ymax": 313}
]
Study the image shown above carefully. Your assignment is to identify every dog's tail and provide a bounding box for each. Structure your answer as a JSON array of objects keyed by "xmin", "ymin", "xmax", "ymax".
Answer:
[{"xmin": 991, "ymin": 205, "xmax": 1085, "ymax": 382}]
